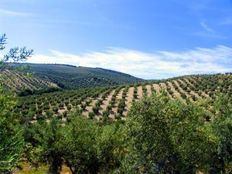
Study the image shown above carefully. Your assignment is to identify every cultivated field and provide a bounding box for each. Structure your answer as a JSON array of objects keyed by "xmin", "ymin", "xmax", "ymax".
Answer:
[{"xmin": 15, "ymin": 74, "xmax": 232, "ymax": 124}]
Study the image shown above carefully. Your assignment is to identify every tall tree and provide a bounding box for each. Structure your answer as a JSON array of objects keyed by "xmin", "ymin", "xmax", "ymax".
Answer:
[
  {"xmin": 0, "ymin": 33, "xmax": 33, "ymax": 173},
  {"xmin": 0, "ymin": 89, "xmax": 24, "ymax": 173},
  {"xmin": 0, "ymin": 34, "xmax": 33, "ymax": 70}
]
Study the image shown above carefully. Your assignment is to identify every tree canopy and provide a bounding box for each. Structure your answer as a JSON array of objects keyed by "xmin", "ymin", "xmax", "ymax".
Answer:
[{"xmin": 118, "ymin": 93, "xmax": 232, "ymax": 174}]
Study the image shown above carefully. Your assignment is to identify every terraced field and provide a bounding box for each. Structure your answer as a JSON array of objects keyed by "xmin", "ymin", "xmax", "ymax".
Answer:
[{"xmin": 16, "ymin": 74, "xmax": 232, "ymax": 124}]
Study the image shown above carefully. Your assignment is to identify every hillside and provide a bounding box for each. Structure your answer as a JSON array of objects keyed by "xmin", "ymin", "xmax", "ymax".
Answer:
[
  {"xmin": 0, "ymin": 63, "xmax": 142, "ymax": 94},
  {"xmin": 0, "ymin": 69, "xmax": 59, "ymax": 94},
  {"xmin": 25, "ymin": 63, "xmax": 142, "ymax": 89},
  {"xmin": 16, "ymin": 73, "xmax": 232, "ymax": 123}
]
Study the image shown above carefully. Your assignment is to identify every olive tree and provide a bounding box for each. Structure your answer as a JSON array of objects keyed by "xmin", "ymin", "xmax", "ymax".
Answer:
[
  {"xmin": 0, "ymin": 34, "xmax": 33, "ymax": 70},
  {"xmin": 118, "ymin": 93, "xmax": 229, "ymax": 174},
  {"xmin": 0, "ymin": 89, "xmax": 24, "ymax": 173},
  {"xmin": 0, "ymin": 33, "xmax": 33, "ymax": 173}
]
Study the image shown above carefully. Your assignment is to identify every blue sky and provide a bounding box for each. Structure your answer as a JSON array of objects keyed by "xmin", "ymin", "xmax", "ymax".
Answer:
[{"xmin": 1, "ymin": 0, "xmax": 232, "ymax": 79}]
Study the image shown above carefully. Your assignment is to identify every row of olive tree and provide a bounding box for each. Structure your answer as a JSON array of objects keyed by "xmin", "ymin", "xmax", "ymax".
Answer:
[
  {"xmin": 117, "ymin": 93, "xmax": 232, "ymax": 174},
  {"xmin": 23, "ymin": 112, "xmax": 125, "ymax": 174},
  {"xmin": 2, "ymin": 91, "xmax": 232, "ymax": 174},
  {"xmin": 23, "ymin": 92, "xmax": 232, "ymax": 174},
  {"xmin": 1, "ymin": 33, "xmax": 232, "ymax": 174}
]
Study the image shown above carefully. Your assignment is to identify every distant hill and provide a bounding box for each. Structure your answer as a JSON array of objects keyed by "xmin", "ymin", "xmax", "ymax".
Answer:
[
  {"xmin": 0, "ymin": 63, "xmax": 142, "ymax": 94},
  {"xmin": 26, "ymin": 63, "xmax": 142, "ymax": 89}
]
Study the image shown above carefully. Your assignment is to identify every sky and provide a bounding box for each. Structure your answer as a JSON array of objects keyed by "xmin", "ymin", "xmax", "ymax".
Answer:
[{"xmin": 0, "ymin": 0, "xmax": 232, "ymax": 79}]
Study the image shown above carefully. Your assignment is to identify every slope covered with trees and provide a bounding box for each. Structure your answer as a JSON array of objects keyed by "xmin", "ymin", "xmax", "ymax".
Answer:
[
  {"xmin": 15, "ymin": 93, "xmax": 232, "ymax": 174},
  {"xmin": 2, "ymin": 33, "xmax": 232, "ymax": 174},
  {"xmin": 22, "ymin": 63, "xmax": 143, "ymax": 89},
  {"xmin": 0, "ymin": 69, "xmax": 59, "ymax": 95},
  {"xmin": 16, "ymin": 73, "xmax": 232, "ymax": 124},
  {"xmin": 0, "ymin": 63, "xmax": 142, "ymax": 95}
]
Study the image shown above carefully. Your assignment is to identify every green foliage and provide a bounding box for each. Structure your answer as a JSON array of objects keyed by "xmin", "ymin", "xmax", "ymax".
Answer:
[
  {"xmin": 96, "ymin": 123, "xmax": 125, "ymax": 173},
  {"xmin": 23, "ymin": 110, "xmax": 127, "ymax": 174},
  {"xmin": 19, "ymin": 92, "xmax": 232, "ymax": 173},
  {"xmin": 25, "ymin": 118, "xmax": 63, "ymax": 174},
  {"xmin": 18, "ymin": 64, "xmax": 142, "ymax": 89},
  {"xmin": 0, "ymin": 88, "xmax": 24, "ymax": 173},
  {"xmin": 0, "ymin": 33, "xmax": 32, "ymax": 173},
  {"xmin": 209, "ymin": 94, "xmax": 232, "ymax": 173},
  {"xmin": 59, "ymin": 116, "xmax": 99, "ymax": 174},
  {"xmin": 0, "ymin": 34, "xmax": 33, "ymax": 70},
  {"xmin": 118, "ymin": 93, "xmax": 232, "ymax": 173}
]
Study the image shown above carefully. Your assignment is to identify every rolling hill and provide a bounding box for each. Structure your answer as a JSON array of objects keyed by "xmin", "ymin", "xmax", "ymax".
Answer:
[
  {"xmin": 0, "ymin": 63, "xmax": 143, "ymax": 94},
  {"xmin": 0, "ymin": 69, "xmax": 59, "ymax": 94},
  {"xmin": 16, "ymin": 73, "xmax": 232, "ymax": 123},
  {"xmin": 26, "ymin": 63, "xmax": 142, "ymax": 88}
]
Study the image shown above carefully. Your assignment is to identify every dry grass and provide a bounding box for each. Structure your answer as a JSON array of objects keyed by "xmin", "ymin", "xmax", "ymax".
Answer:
[{"xmin": 13, "ymin": 162, "xmax": 72, "ymax": 174}]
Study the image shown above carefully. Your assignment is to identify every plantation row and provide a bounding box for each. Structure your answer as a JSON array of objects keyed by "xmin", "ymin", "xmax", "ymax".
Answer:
[
  {"xmin": 16, "ymin": 74, "xmax": 232, "ymax": 123},
  {"xmin": 0, "ymin": 69, "xmax": 59, "ymax": 92}
]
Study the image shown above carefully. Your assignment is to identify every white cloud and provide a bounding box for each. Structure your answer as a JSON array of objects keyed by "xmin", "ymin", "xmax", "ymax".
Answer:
[
  {"xmin": 200, "ymin": 21, "xmax": 214, "ymax": 33},
  {"xmin": 0, "ymin": 8, "xmax": 31, "ymax": 17},
  {"xmin": 194, "ymin": 21, "xmax": 226, "ymax": 39},
  {"xmin": 27, "ymin": 45, "xmax": 232, "ymax": 79}
]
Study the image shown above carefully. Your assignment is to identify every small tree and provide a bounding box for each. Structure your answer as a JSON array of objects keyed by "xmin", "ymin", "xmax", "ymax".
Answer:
[
  {"xmin": 96, "ymin": 123, "xmax": 125, "ymax": 173},
  {"xmin": 60, "ymin": 115, "xmax": 99, "ymax": 174},
  {"xmin": 27, "ymin": 118, "xmax": 63, "ymax": 174}
]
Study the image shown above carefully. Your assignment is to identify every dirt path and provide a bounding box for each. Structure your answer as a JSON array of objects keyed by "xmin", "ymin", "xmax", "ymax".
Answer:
[
  {"xmin": 160, "ymin": 83, "xmax": 172, "ymax": 98},
  {"xmin": 137, "ymin": 86, "xmax": 143, "ymax": 99},
  {"xmin": 152, "ymin": 84, "xmax": 161, "ymax": 94},
  {"xmin": 81, "ymin": 92, "xmax": 103, "ymax": 117},
  {"xmin": 99, "ymin": 90, "xmax": 115, "ymax": 114},
  {"xmin": 146, "ymin": 85, "xmax": 152, "ymax": 97},
  {"xmin": 110, "ymin": 88, "xmax": 124, "ymax": 119},
  {"xmin": 82, "ymin": 98, "xmax": 97, "ymax": 116},
  {"xmin": 124, "ymin": 87, "xmax": 134, "ymax": 115}
]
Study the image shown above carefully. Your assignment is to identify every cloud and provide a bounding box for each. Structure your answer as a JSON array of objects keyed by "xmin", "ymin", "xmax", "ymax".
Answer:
[
  {"xmin": 0, "ymin": 8, "xmax": 31, "ymax": 17},
  {"xmin": 193, "ymin": 21, "xmax": 226, "ymax": 39},
  {"xmin": 27, "ymin": 46, "xmax": 232, "ymax": 79},
  {"xmin": 200, "ymin": 21, "xmax": 214, "ymax": 33}
]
